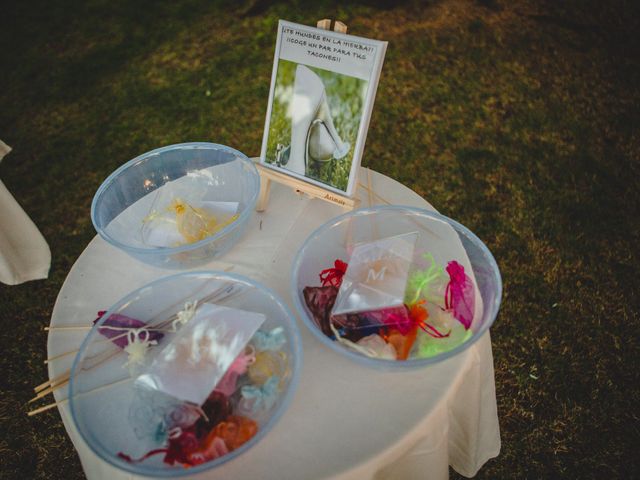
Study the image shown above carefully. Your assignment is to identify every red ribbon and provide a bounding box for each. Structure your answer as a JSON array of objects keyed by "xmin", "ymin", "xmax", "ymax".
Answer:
[
  {"xmin": 118, "ymin": 449, "xmax": 168, "ymax": 463},
  {"xmin": 409, "ymin": 301, "xmax": 450, "ymax": 338},
  {"xmin": 319, "ymin": 259, "xmax": 348, "ymax": 287}
]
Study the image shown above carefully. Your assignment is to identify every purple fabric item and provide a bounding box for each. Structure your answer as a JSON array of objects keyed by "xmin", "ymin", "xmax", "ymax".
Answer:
[
  {"xmin": 303, "ymin": 287, "xmax": 415, "ymax": 339},
  {"xmin": 444, "ymin": 261, "xmax": 475, "ymax": 330},
  {"xmin": 361, "ymin": 305, "xmax": 413, "ymax": 335},
  {"xmin": 302, "ymin": 286, "xmax": 338, "ymax": 336},
  {"xmin": 93, "ymin": 311, "xmax": 164, "ymax": 348}
]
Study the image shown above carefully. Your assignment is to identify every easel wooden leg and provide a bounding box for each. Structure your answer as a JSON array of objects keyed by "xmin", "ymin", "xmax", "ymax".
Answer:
[
  {"xmin": 334, "ymin": 21, "xmax": 348, "ymax": 33},
  {"xmin": 254, "ymin": 163, "xmax": 358, "ymax": 211},
  {"xmin": 256, "ymin": 177, "xmax": 272, "ymax": 212},
  {"xmin": 317, "ymin": 19, "xmax": 347, "ymax": 33}
]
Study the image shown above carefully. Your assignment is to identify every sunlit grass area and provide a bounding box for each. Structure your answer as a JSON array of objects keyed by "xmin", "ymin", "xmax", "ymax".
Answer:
[{"xmin": 1, "ymin": 0, "xmax": 638, "ymax": 478}]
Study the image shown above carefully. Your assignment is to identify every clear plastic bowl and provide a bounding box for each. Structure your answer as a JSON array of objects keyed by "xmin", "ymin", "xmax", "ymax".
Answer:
[
  {"xmin": 69, "ymin": 271, "xmax": 302, "ymax": 477},
  {"xmin": 91, "ymin": 143, "xmax": 259, "ymax": 268},
  {"xmin": 291, "ymin": 205, "xmax": 502, "ymax": 369}
]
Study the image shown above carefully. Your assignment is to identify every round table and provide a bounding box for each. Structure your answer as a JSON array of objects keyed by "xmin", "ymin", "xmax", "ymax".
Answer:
[{"xmin": 48, "ymin": 168, "xmax": 500, "ymax": 479}]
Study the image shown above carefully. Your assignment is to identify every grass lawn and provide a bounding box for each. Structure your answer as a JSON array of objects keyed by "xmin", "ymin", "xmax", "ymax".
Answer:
[{"xmin": 1, "ymin": 0, "xmax": 638, "ymax": 478}]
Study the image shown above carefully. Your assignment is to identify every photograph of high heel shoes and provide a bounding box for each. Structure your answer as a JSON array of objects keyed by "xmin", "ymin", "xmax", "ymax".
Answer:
[{"xmin": 264, "ymin": 60, "xmax": 367, "ymax": 193}]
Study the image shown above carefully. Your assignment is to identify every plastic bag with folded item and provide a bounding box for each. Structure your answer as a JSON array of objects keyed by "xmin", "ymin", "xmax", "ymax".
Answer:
[{"xmin": 331, "ymin": 232, "xmax": 417, "ymax": 331}]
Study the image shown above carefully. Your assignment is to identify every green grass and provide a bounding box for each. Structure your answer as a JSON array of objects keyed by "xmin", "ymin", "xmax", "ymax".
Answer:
[{"xmin": 1, "ymin": 0, "xmax": 639, "ymax": 478}]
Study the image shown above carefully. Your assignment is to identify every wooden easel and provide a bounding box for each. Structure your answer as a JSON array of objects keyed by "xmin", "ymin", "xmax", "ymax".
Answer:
[{"xmin": 256, "ymin": 18, "xmax": 359, "ymax": 212}]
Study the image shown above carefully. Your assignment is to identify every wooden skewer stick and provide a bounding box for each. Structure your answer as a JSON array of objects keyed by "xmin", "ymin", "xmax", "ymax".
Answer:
[
  {"xmin": 35, "ymin": 346, "xmax": 124, "ymax": 400},
  {"xmin": 366, "ymin": 167, "xmax": 375, "ymax": 207},
  {"xmin": 367, "ymin": 168, "xmax": 380, "ymax": 241},
  {"xmin": 27, "ymin": 400, "xmax": 64, "ymax": 416},
  {"xmin": 44, "ymin": 349, "xmax": 76, "ymax": 365},
  {"xmin": 359, "ymin": 177, "xmax": 443, "ymax": 240},
  {"xmin": 36, "ymin": 280, "xmax": 246, "ymax": 394},
  {"xmin": 29, "ymin": 378, "xmax": 69, "ymax": 403},
  {"xmin": 45, "ymin": 325, "xmax": 175, "ymax": 333},
  {"xmin": 43, "ymin": 262, "xmax": 236, "ymax": 342},
  {"xmin": 36, "ymin": 343, "xmax": 123, "ymax": 397},
  {"xmin": 43, "ymin": 332, "xmax": 130, "ymax": 366},
  {"xmin": 344, "ymin": 167, "xmax": 380, "ymax": 247},
  {"xmin": 44, "ymin": 325, "xmax": 90, "ymax": 331},
  {"xmin": 43, "ymin": 318, "xmax": 171, "ymax": 365},
  {"xmin": 39, "ymin": 294, "xmax": 198, "ymax": 384},
  {"xmin": 35, "ymin": 378, "xmax": 55, "ymax": 392},
  {"xmin": 35, "ymin": 371, "xmax": 71, "ymax": 393},
  {"xmin": 27, "ymin": 377, "xmax": 133, "ymax": 417},
  {"xmin": 43, "ymin": 334, "xmax": 125, "ymax": 366},
  {"xmin": 357, "ymin": 180, "xmax": 392, "ymax": 205},
  {"xmin": 38, "ymin": 337, "xmax": 125, "ymax": 394}
]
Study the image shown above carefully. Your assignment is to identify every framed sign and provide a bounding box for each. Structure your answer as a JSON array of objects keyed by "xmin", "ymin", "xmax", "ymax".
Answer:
[{"xmin": 260, "ymin": 20, "xmax": 387, "ymax": 197}]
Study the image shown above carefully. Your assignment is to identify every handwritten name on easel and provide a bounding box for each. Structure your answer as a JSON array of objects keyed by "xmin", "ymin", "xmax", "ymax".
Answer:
[{"xmin": 254, "ymin": 162, "xmax": 358, "ymax": 211}]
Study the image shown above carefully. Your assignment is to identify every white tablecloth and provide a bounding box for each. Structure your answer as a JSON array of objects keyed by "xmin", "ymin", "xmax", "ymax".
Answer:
[
  {"xmin": 48, "ymin": 168, "xmax": 500, "ymax": 479},
  {"xmin": 0, "ymin": 140, "xmax": 51, "ymax": 285}
]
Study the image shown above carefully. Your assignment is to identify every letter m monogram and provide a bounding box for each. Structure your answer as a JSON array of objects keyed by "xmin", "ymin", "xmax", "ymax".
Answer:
[{"xmin": 366, "ymin": 266, "xmax": 387, "ymax": 283}]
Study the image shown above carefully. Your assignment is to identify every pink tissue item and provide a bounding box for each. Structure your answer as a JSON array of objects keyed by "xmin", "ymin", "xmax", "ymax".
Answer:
[
  {"xmin": 361, "ymin": 305, "xmax": 413, "ymax": 335},
  {"xmin": 93, "ymin": 311, "xmax": 164, "ymax": 349},
  {"xmin": 444, "ymin": 261, "xmax": 475, "ymax": 330},
  {"xmin": 214, "ymin": 348, "xmax": 256, "ymax": 396}
]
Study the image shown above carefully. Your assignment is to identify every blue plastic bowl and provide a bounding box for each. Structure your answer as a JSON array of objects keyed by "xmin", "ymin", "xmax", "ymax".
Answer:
[
  {"xmin": 69, "ymin": 271, "xmax": 302, "ymax": 477},
  {"xmin": 291, "ymin": 205, "xmax": 502, "ymax": 369},
  {"xmin": 91, "ymin": 143, "xmax": 259, "ymax": 268}
]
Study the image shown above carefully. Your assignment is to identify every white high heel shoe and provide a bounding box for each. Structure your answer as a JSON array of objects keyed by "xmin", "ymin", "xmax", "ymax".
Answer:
[{"xmin": 286, "ymin": 65, "xmax": 350, "ymax": 176}]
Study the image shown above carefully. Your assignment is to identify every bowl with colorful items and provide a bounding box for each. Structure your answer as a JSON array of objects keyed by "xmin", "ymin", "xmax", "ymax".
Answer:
[
  {"xmin": 91, "ymin": 143, "xmax": 259, "ymax": 268},
  {"xmin": 69, "ymin": 271, "xmax": 301, "ymax": 476},
  {"xmin": 292, "ymin": 205, "xmax": 501, "ymax": 368}
]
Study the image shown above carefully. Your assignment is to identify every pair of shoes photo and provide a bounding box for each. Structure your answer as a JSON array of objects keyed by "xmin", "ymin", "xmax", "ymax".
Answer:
[{"xmin": 276, "ymin": 65, "xmax": 350, "ymax": 174}]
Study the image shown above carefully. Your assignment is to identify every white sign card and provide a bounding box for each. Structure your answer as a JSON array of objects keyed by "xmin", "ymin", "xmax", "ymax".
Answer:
[{"xmin": 260, "ymin": 20, "xmax": 387, "ymax": 197}]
